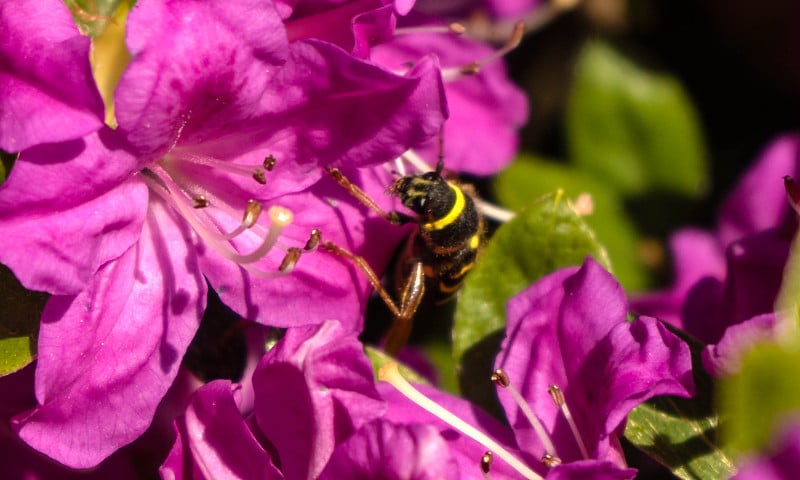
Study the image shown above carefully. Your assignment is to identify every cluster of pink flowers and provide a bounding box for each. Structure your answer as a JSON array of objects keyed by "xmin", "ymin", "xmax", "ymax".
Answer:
[{"xmin": 3, "ymin": 0, "xmax": 797, "ymax": 478}]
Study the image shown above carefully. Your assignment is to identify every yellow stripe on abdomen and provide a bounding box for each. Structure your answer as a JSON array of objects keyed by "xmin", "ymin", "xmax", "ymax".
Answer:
[{"xmin": 422, "ymin": 183, "xmax": 464, "ymax": 231}]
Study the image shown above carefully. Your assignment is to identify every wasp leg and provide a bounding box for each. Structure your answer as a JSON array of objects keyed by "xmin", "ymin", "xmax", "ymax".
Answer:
[
  {"xmin": 321, "ymin": 241, "xmax": 403, "ymax": 319},
  {"xmin": 325, "ymin": 167, "xmax": 412, "ymax": 226},
  {"xmin": 321, "ymin": 241, "xmax": 425, "ymax": 355},
  {"xmin": 384, "ymin": 260, "xmax": 425, "ymax": 355}
]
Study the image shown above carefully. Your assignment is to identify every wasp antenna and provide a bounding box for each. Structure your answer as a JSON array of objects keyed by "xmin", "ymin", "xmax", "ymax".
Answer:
[{"xmin": 435, "ymin": 127, "xmax": 445, "ymax": 174}]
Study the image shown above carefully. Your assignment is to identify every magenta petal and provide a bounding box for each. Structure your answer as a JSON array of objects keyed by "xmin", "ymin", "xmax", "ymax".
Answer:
[
  {"xmin": 116, "ymin": 0, "xmax": 288, "ymax": 158},
  {"xmin": 160, "ymin": 380, "xmax": 282, "ymax": 480},
  {"xmin": 373, "ymin": 28, "xmax": 527, "ymax": 174},
  {"xmin": 0, "ymin": 0, "xmax": 104, "ymax": 152},
  {"xmin": 379, "ymin": 383, "xmax": 524, "ymax": 479},
  {"xmin": 719, "ymin": 231, "xmax": 789, "ymax": 327},
  {"xmin": 254, "ymin": 40, "xmax": 447, "ymax": 170},
  {"xmin": 0, "ymin": 154, "xmax": 148, "ymax": 295},
  {"xmin": 201, "ymin": 170, "xmax": 408, "ymax": 332},
  {"xmin": 547, "ymin": 460, "xmax": 637, "ymax": 480},
  {"xmin": 498, "ymin": 258, "xmax": 694, "ymax": 464},
  {"xmin": 13, "ymin": 200, "xmax": 206, "ymax": 468},
  {"xmin": 718, "ymin": 134, "xmax": 800, "ymax": 246},
  {"xmin": 319, "ymin": 419, "xmax": 459, "ymax": 480},
  {"xmin": 631, "ymin": 228, "xmax": 725, "ymax": 340},
  {"xmin": 703, "ymin": 313, "xmax": 780, "ymax": 377},
  {"xmin": 254, "ymin": 320, "xmax": 384, "ymax": 480}
]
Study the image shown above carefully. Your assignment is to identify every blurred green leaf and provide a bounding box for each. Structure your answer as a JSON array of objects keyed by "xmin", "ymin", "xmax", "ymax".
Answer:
[
  {"xmin": 453, "ymin": 192, "xmax": 610, "ymax": 407},
  {"xmin": 0, "ymin": 265, "xmax": 47, "ymax": 376},
  {"xmin": 566, "ymin": 40, "xmax": 708, "ymax": 198},
  {"xmin": 718, "ymin": 341, "xmax": 800, "ymax": 455},
  {"xmin": 494, "ymin": 155, "xmax": 650, "ymax": 291},
  {"xmin": 626, "ymin": 327, "xmax": 736, "ymax": 480}
]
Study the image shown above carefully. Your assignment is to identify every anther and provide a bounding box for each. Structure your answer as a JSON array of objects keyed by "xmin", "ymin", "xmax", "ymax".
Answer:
[
  {"xmin": 481, "ymin": 451, "xmax": 494, "ymax": 474},
  {"xmin": 253, "ymin": 169, "xmax": 267, "ymax": 185},
  {"xmin": 279, "ymin": 247, "xmax": 303, "ymax": 273},
  {"xmin": 304, "ymin": 229, "xmax": 322, "ymax": 251},
  {"xmin": 263, "ymin": 155, "xmax": 276, "ymax": 171},
  {"xmin": 193, "ymin": 195, "xmax": 209, "ymax": 208},
  {"xmin": 491, "ymin": 369, "xmax": 510, "ymax": 388},
  {"xmin": 548, "ymin": 385, "xmax": 590, "ymax": 460},
  {"xmin": 459, "ymin": 62, "xmax": 482, "ymax": 76},
  {"xmin": 542, "ymin": 454, "xmax": 561, "ymax": 467},
  {"xmin": 239, "ymin": 200, "xmax": 261, "ymax": 227},
  {"xmin": 449, "ymin": 22, "xmax": 467, "ymax": 34}
]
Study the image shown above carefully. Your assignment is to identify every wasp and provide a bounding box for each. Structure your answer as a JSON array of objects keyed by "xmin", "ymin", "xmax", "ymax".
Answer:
[{"xmin": 323, "ymin": 150, "xmax": 485, "ymax": 355}]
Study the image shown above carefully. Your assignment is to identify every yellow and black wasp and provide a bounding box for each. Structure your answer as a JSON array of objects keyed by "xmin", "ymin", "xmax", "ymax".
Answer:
[{"xmin": 323, "ymin": 148, "xmax": 485, "ymax": 355}]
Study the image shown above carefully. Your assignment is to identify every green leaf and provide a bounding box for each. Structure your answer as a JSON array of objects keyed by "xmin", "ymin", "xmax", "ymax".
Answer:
[
  {"xmin": 718, "ymin": 341, "xmax": 800, "ymax": 455},
  {"xmin": 625, "ymin": 327, "xmax": 736, "ymax": 480},
  {"xmin": 453, "ymin": 191, "xmax": 609, "ymax": 373},
  {"xmin": 0, "ymin": 265, "xmax": 47, "ymax": 376},
  {"xmin": 566, "ymin": 40, "xmax": 708, "ymax": 198},
  {"xmin": 494, "ymin": 155, "xmax": 650, "ymax": 291}
]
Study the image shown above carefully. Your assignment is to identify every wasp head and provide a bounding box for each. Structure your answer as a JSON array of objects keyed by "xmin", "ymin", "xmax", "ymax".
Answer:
[{"xmin": 389, "ymin": 171, "xmax": 455, "ymax": 221}]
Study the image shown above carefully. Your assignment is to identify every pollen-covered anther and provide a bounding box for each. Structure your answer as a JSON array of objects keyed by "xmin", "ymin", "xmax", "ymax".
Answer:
[
  {"xmin": 481, "ymin": 451, "xmax": 494, "ymax": 474},
  {"xmin": 221, "ymin": 199, "xmax": 264, "ymax": 241},
  {"xmin": 491, "ymin": 369, "xmax": 511, "ymax": 388},
  {"xmin": 193, "ymin": 195, "xmax": 209, "ymax": 208},
  {"xmin": 541, "ymin": 453, "xmax": 561, "ymax": 468},
  {"xmin": 242, "ymin": 200, "xmax": 264, "ymax": 228},
  {"xmin": 279, "ymin": 247, "xmax": 303, "ymax": 273},
  {"xmin": 304, "ymin": 228, "xmax": 322, "ymax": 251},
  {"xmin": 263, "ymin": 154, "xmax": 277, "ymax": 171},
  {"xmin": 252, "ymin": 168, "xmax": 267, "ymax": 185}
]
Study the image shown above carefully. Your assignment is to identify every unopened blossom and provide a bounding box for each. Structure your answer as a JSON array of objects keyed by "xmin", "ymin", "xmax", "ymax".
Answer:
[
  {"xmin": 633, "ymin": 134, "xmax": 800, "ymax": 375},
  {"xmin": 0, "ymin": 0, "xmax": 446, "ymax": 468},
  {"xmin": 380, "ymin": 257, "xmax": 694, "ymax": 479}
]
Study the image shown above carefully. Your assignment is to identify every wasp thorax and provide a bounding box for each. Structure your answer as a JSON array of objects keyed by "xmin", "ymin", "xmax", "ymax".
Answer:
[{"xmin": 390, "ymin": 172, "xmax": 455, "ymax": 220}]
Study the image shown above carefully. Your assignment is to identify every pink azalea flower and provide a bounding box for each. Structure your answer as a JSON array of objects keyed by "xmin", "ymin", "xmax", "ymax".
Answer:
[
  {"xmin": 380, "ymin": 257, "xmax": 694, "ymax": 479},
  {"xmin": 161, "ymin": 320, "xmax": 462, "ymax": 479},
  {"xmin": 0, "ymin": 0, "xmax": 446, "ymax": 467},
  {"xmin": 632, "ymin": 134, "xmax": 800, "ymax": 375}
]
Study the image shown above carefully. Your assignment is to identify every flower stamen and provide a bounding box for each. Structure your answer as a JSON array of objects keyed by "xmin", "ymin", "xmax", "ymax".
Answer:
[
  {"xmin": 441, "ymin": 21, "xmax": 525, "ymax": 81},
  {"xmin": 379, "ymin": 363, "xmax": 543, "ymax": 480},
  {"xmin": 492, "ymin": 369, "xmax": 560, "ymax": 465},
  {"xmin": 142, "ymin": 168, "xmax": 301, "ymax": 272},
  {"xmin": 395, "ymin": 22, "xmax": 467, "ymax": 36},
  {"xmin": 548, "ymin": 385, "xmax": 590, "ymax": 460}
]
